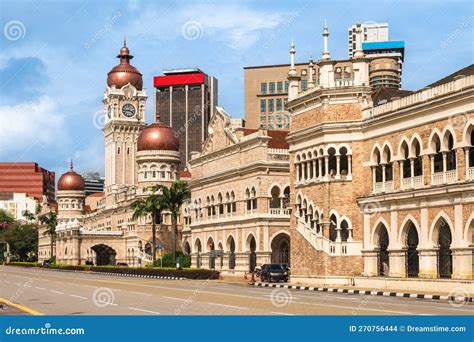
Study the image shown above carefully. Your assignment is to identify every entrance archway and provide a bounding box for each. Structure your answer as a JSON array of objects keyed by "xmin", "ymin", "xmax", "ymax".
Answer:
[
  {"xmin": 247, "ymin": 235, "xmax": 256, "ymax": 272},
  {"xmin": 227, "ymin": 236, "xmax": 236, "ymax": 270},
  {"xmin": 195, "ymin": 239, "xmax": 202, "ymax": 268},
  {"xmin": 436, "ymin": 219, "xmax": 453, "ymax": 278},
  {"xmin": 405, "ymin": 223, "xmax": 419, "ymax": 277},
  {"xmin": 91, "ymin": 244, "xmax": 117, "ymax": 266},
  {"xmin": 207, "ymin": 237, "xmax": 215, "ymax": 270},
  {"xmin": 374, "ymin": 224, "xmax": 389, "ymax": 276},
  {"xmin": 271, "ymin": 233, "xmax": 290, "ymax": 265}
]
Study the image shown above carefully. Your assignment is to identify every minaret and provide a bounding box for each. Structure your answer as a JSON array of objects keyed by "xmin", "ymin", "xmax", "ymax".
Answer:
[
  {"xmin": 353, "ymin": 20, "xmax": 365, "ymax": 59},
  {"xmin": 321, "ymin": 20, "xmax": 331, "ymax": 61},
  {"xmin": 103, "ymin": 39, "xmax": 147, "ymax": 195},
  {"xmin": 308, "ymin": 54, "xmax": 315, "ymax": 89},
  {"xmin": 287, "ymin": 40, "xmax": 301, "ymax": 101},
  {"xmin": 319, "ymin": 22, "xmax": 334, "ymax": 88}
]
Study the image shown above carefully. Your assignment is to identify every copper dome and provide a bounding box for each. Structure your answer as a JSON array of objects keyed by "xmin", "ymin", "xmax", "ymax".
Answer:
[
  {"xmin": 107, "ymin": 39, "xmax": 143, "ymax": 90},
  {"xmin": 58, "ymin": 163, "xmax": 85, "ymax": 191},
  {"xmin": 137, "ymin": 122, "xmax": 179, "ymax": 152}
]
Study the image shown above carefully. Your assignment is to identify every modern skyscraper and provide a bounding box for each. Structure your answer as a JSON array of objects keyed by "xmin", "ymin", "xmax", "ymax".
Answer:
[
  {"xmin": 0, "ymin": 162, "xmax": 55, "ymax": 203},
  {"xmin": 348, "ymin": 22, "xmax": 389, "ymax": 58},
  {"xmin": 154, "ymin": 68, "xmax": 218, "ymax": 169}
]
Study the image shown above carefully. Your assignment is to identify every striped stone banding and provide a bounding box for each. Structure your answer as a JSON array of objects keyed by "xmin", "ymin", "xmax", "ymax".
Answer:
[{"xmin": 252, "ymin": 282, "xmax": 473, "ymax": 303}]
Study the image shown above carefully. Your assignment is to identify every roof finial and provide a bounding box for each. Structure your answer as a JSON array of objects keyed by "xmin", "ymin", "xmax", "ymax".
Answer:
[
  {"xmin": 124, "ymin": 33, "xmax": 127, "ymax": 47},
  {"xmin": 70, "ymin": 159, "xmax": 74, "ymax": 171}
]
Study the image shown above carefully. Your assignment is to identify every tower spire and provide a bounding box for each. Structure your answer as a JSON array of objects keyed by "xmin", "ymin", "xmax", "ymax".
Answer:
[
  {"xmin": 308, "ymin": 54, "xmax": 315, "ymax": 89},
  {"xmin": 321, "ymin": 21, "xmax": 331, "ymax": 61},
  {"xmin": 70, "ymin": 159, "xmax": 74, "ymax": 171},
  {"xmin": 353, "ymin": 21, "xmax": 364, "ymax": 59},
  {"xmin": 124, "ymin": 33, "xmax": 127, "ymax": 47}
]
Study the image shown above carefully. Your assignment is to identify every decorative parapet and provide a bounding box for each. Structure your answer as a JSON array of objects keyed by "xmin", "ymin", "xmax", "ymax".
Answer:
[
  {"xmin": 79, "ymin": 229, "xmax": 123, "ymax": 236},
  {"xmin": 364, "ymin": 75, "xmax": 474, "ymax": 119}
]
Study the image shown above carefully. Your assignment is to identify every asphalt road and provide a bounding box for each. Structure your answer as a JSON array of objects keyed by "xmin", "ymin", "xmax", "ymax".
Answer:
[{"xmin": 0, "ymin": 266, "xmax": 472, "ymax": 315}]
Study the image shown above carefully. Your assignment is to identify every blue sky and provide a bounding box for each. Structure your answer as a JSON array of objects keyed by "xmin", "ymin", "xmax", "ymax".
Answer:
[{"xmin": 0, "ymin": 0, "xmax": 473, "ymax": 178}]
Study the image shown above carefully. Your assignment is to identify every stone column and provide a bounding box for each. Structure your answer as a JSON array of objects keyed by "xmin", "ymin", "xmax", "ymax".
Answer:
[
  {"xmin": 381, "ymin": 164, "xmax": 386, "ymax": 192},
  {"xmin": 362, "ymin": 250, "xmax": 378, "ymax": 277},
  {"xmin": 465, "ymin": 148, "xmax": 471, "ymax": 180},
  {"xmin": 418, "ymin": 248, "xmax": 438, "ymax": 278},
  {"xmin": 410, "ymin": 158, "xmax": 415, "ymax": 187},
  {"xmin": 318, "ymin": 158, "xmax": 323, "ymax": 179},
  {"xmin": 456, "ymin": 147, "xmax": 465, "ymax": 181},
  {"xmin": 399, "ymin": 160, "xmax": 404, "ymax": 189},
  {"xmin": 324, "ymin": 156, "xmax": 329, "ymax": 180},
  {"xmin": 348, "ymin": 155, "xmax": 352, "ymax": 177},
  {"xmin": 372, "ymin": 167, "xmax": 376, "ymax": 192},
  {"xmin": 430, "ymin": 155, "xmax": 435, "ymax": 184},
  {"xmin": 451, "ymin": 247, "xmax": 474, "ymax": 280},
  {"xmin": 392, "ymin": 160, "xmax": 399, "ymax": 190},
  {"xmin": 442, "ymin": 152, "xmax": 447, "ymax": 183},
  {"xmin": 336, "ymin": 155, "xmax": 341, "ymax": 179},
  {"xmin": 388, "ymin": 249, "xmax": 406, "ymax": 277},
  {"xmin": 313, "ymin": 160, "xmax": 317, "ymax": 180}
]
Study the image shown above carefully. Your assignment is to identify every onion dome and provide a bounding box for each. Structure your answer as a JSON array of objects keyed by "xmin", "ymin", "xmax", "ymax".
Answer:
[
  {"xmin": 107, "ymin": 37, "xmax": 143, "ymax": 90},
  {"xmin": 58, "ymin": 161, "xmax": 85, "ymax": 191},
  {"xmin": 137, "ymin": 122, "xmax": 179, "ymax": 152}
]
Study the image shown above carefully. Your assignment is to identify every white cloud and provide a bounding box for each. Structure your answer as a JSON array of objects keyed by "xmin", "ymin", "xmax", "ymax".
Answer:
[
  {"xmin": 126, "ymin": 3, "xmax": 287, "ymax": 50},
  {"xmin": 0, "ymin": 96, "xmax": 66, "ymax": 157}
]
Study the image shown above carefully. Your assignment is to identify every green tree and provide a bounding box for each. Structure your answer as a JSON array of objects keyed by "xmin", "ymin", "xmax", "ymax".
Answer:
[
  {"xmin": 131, "ymin": 188, "xmax": 165, "ymax": 264},
  {"xmin": 3, "ymin": 222, "xmax": 38, "ymax": 261},
  {"xmin": 0, "ymin": 209, "xmax": 14, "ymax": 262},
  {"xmin": 155, "ymin": 180, "xmax": 191, "ymax": 267},
  {"xmin": 38, "ymin": 211, "xmax": 58, "ymax": 262}
]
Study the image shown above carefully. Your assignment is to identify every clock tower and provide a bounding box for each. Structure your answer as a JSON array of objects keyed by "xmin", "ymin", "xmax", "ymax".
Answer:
[{"xmin": 103, "ymin": 39, "xmax": 147, "ymax": 194}]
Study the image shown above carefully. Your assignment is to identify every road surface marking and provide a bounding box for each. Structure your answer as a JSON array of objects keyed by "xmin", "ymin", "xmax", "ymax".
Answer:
[
  {"xmin": 96, "ymin": 300, "xmax": 118, "ymax": 306},
  {"xmin": 163, "ymin": 296, "xmax": 186, "ymax": 301},
  {"xmin": 69, "ymin": 294, "xmax": 88, "ymax": 300},
  {"xmin": 130, "ymin": 291, "xmax": 152, "ymax": 296},
  {"xmin": 0, "ymin": 297, "xmax": 44, "ymax": 316},
  {"xmin": 50, "ymin": 290, "xmax": 64, "ymax": 295},
  {"xmin": 34, "ymin": 287, "xmax": 46, "ymax": 290},
  {"xmin": 271, "ymin": 311, "xmax": 295, "ymax": 316},
  {"xmin": 129, "ymin": 307, "xmax": 160, "ymax": 315},
  {"xmin": 206, "ymin": 302, "xmax": 249, "ymax": 310}
]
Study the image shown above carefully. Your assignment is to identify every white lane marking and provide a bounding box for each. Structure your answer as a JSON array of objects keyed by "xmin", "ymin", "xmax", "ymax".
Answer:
[
  {"xmin": 130, "ymin": 291, "xmax": 152, "ymax": 296},
  {"xmin": 3, "ymin": 268, "xmax": 471, "ymax": 314},
  {"xmin": 163, "ymin": 296, "xmax": 186, "ymax": 301},
  {"xmin": 271, "ymin": 311, "xmax": 294, "ymax": 316},
  {"xmin": 69, "ymin": 294, "xmax": 88, "ymax": 300},
  {"xmin": 96, "ymin": 300, "xmax": 118, "ymax": 307},
  {"xmin": 129, "ymin": 307, "xmax": 160, "ymax": 315},
  {"xmin": 293, "ymin": 300, "xmax": 415, "ymax": 315},
  {"xmin": 206, "ymin": 302, "xmax": 249, "ymax": 310},
  {"xmin": 50, "ymin": 290, "xmax": 64, "ymax": 294},
  {"xmin": 35, "ymin": 287, "xmax": 46, "ymax": 290}
]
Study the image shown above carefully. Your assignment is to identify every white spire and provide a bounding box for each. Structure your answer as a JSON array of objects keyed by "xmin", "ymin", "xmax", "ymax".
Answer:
[
  {"xmin": 288, "ymin": 40, "xmax": 297, "ymax": 77},
  {"xmin": 353, "ymin": 20, "xmax": 364, "ymax": 59},
  {"xmin": 321, "ymin": 21, "xmax": 330, "ymax": 61},
  {"xmin": 308, "ymin": 54, "xmax": 315, "ymax": 89}
]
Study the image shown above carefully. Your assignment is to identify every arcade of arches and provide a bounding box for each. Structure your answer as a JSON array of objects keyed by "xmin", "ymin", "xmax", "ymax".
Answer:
[
  {"xmin": 186, "ymin": 231, "xmax": 291, "ymax": 273},
  {"xmin": 363, "ymin": 212, "xmax": 474, "ymax": 279}
]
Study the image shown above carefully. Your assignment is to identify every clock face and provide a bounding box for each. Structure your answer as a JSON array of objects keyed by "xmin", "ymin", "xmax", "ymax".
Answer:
[{"xmin": 122, "ymin": 103, "xmax": 136, "ymax": 118}]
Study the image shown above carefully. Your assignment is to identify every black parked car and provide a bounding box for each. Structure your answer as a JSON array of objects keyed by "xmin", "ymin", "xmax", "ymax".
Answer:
[{"xmin": 260, "ymin": 263, "xmax": 289, "ymax": 283}]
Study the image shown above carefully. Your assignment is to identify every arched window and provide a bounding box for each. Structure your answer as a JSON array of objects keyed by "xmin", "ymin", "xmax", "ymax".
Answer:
[
  {"xmin": 340, "ymin": 146, "xmax": 349, "ymax": 177},
  {"xmin": 283, "ymin": 186, "xmax": 290, "ymax": 209},
  {"xmin": 329, "ymin": 214, "xmax": 337, "ymax": 242},
  {"xmin": 446, "ymin": 132, "xmax": 456, "ymax": 171},
  {"xmin": 340, "ymin": 220, "xmax": 349, "ymax": 242},
  {"xmin": 469, "ymin": 127, "xmax": 474, "ymax": 167},
  {"xmin": 401, "ymin": 141, "xmax": 410, "ymax": 178},
  {"xmin": 270, "ymin": 186, "xmax": 280, "ymax": 209},
  {"xmin": 432, "ymin": 134, "xmax": 443, "ymax": 172},
  {"xmin": 413, "ymin": 140, "xmax": 423, "ymax": 177},
  {"xmin": 383, "ymin": 145, "xmax": 393, "ymax": 181},
  {"xmin": 328, "ymin": 147, "xmax": 337, "ymax": 178}
]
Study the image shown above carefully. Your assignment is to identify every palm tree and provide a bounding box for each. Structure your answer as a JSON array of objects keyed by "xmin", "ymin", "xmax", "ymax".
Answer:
[
  {"xmin": 131, "ymin": 188, "xmax": 165, "ymax": 264},
  {"xmin": 38, "ymin": 211, "xmax": 57, "ymax": 262},
  {"xmin": 154, "ymin": 180, "xmax": 191, "ymax": 267}
]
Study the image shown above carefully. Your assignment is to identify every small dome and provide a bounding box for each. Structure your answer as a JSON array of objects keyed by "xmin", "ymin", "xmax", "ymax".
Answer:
[
  {"xmin": 58, "ymin": 163, "xmax": 85, "ymax": 191},
  {"xmin": 137, "ymin": 122, "xmax": 179, "ymax": 152},
  {"xmin": 107, "ymin": 39, "xmax": 143, "ymax": 90}
]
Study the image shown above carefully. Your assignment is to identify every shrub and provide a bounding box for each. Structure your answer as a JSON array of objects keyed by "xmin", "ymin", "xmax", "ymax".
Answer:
[{"xmin": 153, "ymin": 251, "xmax": 191, "ymax": 268}]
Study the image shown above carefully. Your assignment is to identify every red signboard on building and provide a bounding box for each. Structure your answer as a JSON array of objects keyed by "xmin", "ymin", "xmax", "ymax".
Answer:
[{"xmin": 153, "ymin": 73, "xmax": 204, "ymax": 87}]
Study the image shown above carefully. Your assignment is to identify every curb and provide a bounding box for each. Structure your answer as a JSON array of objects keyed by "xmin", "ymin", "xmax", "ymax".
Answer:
[{"xmin": 251, "ymin": 282, "xmax": 474, "ymax": 303}]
